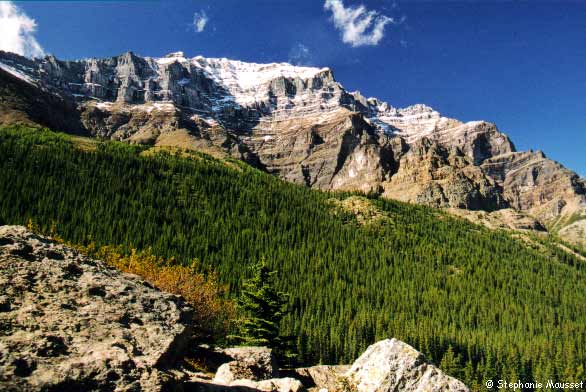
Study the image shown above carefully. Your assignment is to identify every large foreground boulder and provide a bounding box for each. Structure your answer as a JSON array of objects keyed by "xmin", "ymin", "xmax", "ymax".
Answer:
[
  {"xmin": 0, "ymin": 226, "xmax": 193, "ymax": 391},
  {"xmin": 345, "ymin": 339, "xmax": 469, "ymax": 392}
]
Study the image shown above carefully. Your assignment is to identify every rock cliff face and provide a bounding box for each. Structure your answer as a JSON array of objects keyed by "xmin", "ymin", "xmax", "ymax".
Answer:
[
  {"xmin": 382, "ymin": 138, "xmax": 506, "ymax": 210},
  {"xmin": 0, "ymin": 50, "xmax": 584, "ymax": 243},
  {"xmin": 481, "ymin": 151, "xmax": 586, "ymax": 223},
  {"xmin": 0, "ymin": 226, "xmax": 193, "ymax": 391}
]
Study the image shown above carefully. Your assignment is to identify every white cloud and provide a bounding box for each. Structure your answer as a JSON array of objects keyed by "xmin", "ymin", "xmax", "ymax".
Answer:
[
  {"xmin": 0, "ymin": 1, "xmax": 44, "ymax": 58},
  {"xmin": 324, "ymin": 0, "xmax": 393, "ymax": 47},
  {"xmin": 193, "ymin": 10, "xmax": 208, "ymax": 33},
  {"xmin": 288, "ymin": 43, "xmax": 312, "ymax": 66}
]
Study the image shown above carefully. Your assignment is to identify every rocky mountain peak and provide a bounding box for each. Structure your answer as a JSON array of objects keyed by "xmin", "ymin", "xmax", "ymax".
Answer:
[
  {"xmin": 164, "ymin": 51, "xmax": 185, "ymax": 58},
  {"xmin": 398, "ymin": 103, "xmax": 436, "ymax": 116}
]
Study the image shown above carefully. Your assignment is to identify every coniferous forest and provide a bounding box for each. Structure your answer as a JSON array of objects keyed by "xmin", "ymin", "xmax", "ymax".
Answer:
[{"xmin": 1, "ymin": 126, "xmax": 585, "ymax": 390}]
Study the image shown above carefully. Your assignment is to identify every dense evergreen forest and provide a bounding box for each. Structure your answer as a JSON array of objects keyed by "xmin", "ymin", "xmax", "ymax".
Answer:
[{"xmin": 1, "ymin": 126, "xmax": 585, "ymax": 390}]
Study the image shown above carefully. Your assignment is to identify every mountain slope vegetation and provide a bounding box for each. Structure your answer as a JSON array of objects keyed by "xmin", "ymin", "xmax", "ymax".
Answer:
[{"xmin": 1, "ymin": 125, "xmax": 585, "ymax": 389}]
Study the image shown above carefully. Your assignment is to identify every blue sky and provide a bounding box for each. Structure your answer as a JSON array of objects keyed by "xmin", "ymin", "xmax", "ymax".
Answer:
[{"xmin": 3, "ymin": 0, "xmax": 586, "ymax": 175}]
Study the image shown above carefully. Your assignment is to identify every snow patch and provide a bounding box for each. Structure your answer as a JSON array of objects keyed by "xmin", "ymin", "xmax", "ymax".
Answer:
[
  {"xmin": 189, "ymin": 56, "xmax": 330, "ymax": 107},
  {"xmin": 0, "ymin": 61, "xmax": 36, "ymax": 85},
  {"xmin": 96, "ymin": 102, "xmax": 113, "ymax": 110},
  {"xmin": 191, "ymin": 114, "xmax": 219, "ymax": 127},
  {"xmin": 157, "ymin": 54, "xmax": 188, "ymax": 66},
  {"xmin": 153, "ymin": 102, "xmax": 176, "ymax": 112}
]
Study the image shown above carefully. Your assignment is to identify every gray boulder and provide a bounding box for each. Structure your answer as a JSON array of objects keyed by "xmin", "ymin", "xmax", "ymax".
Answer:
[
  {"xmin": 289, "ymin": 365, "xmax": 349, "ymax": 391},
  {"xmin": 214, "ymin": 361, "xmax": 259, "ymax": 385},
  {"xmin": 345, "ymin": 339, "xmax": 469, "ymax": 392},
  {"xmin": 231, "ymin": 377, "xmax": 305, "ymax": 392},
  {"xmin": 214, "ymin": 346, "xmax": 278, "ymax": 383},
  {"xmin": 210, "ymin": 346, "xmax": 303, "ymax": 391},
  {"xmin": 0, "ymin": 226, "xmax": 193, "ymax": 391}
]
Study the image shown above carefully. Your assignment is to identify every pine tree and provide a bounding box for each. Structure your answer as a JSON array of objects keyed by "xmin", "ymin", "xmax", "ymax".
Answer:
[
  {"xmin": 440, "ymin": 345, "xmax": 462, "ymax": 379},
  {"xmin": 230, "ymin": 260, "xmax": 288, "ymax": 349}
]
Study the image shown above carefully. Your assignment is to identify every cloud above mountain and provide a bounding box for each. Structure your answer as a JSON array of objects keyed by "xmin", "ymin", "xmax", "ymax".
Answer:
[
  {"xmin": 0, "ymin": 1, "xmax": 44, "ymax": 58},
  {"xmin": 193, "ymin": 10, "xmax": 208, "ymax": 33},
  {"xmin": 288, "ymin": 43, "xmax": 312, "ymax": 66},
  {"xmin": 324, "ymin": 0, "xmax": 393, "ymax": 47}
]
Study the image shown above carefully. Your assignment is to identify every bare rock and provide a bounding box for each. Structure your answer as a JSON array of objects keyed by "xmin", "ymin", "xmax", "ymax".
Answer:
[
  {"xmin": 214, "ymin": 361, "xmax": 260, "ymax": 385},
  {"xmin": 558, "ymin": 219, "xmax": 586, "ymax": 248},
  {"xmin": 446, "ymin": 208, "xmax": 547, "ymax": 232},
  {"xmin": 345, "ymin": 339, "xmax": 469, "ymax": 392},
  {"xmin": 248, "ymin": 109, "xmax": 393, "ymax": 194},
  {"xmin": 210, "ymin": 346, "xmax": 301, "ymax": 391},
  {"xmin": 383, "ymin": 138, "xmax": 506, "ymax": 211},
  {"xmin": 0, "ymin": 226, "xmax": 193, "ymax": 392},
  {"xmin": 290, "ymin": 365, "xmax": 349, "ymax": 391},
  {"xmin": 231, "ymin": 377, "xmax": 305, "ymax": 392},
  {"xmin": 215, "ymin": 346, "xmax": 278, "ymax": 382},
  {"xmin": 482, "ymin": 151, "xmax": 586, "ymax": 221}
]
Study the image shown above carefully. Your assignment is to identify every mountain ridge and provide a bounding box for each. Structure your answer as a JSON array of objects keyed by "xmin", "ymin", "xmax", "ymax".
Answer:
[{"xmin": 0, "ymin": 49, "xmax": 584, "ymax": 244}]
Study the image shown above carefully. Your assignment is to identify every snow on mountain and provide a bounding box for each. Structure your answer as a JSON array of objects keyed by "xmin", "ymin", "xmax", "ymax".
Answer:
[
  {"xmin": 0, "ymin": 60, "xmax": 37, "ymax": 85},
  {"xmin": 0, "ymin": 50, "xmax": 497, "ymax": 146}
]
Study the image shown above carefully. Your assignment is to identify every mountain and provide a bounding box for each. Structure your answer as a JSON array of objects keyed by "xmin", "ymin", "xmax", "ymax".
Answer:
[{"xmin": 0, "ymin": 50, "xmax": 584, "ymax": 244}]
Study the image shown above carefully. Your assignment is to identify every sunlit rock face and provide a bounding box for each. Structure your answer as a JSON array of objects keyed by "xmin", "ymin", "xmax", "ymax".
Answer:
[
  {"xmin": 1, "ymin": 50, "xmax": 585, "ymax": 241},
  {"xmin": 0, "ymin": 226, "xmax": 193, "ymax": 392},
  {"xmin": 345, "ymin": 339, "xmax": 470, "ymax": 392}
]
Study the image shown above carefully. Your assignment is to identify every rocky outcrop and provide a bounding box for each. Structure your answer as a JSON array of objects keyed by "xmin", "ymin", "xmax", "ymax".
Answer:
[
  {"xmin": 0, "ymin": 58, "xmax": 85, "ymax": 133},
  {"xmin": 213, "ymin": 347, "xmax": 278, "ymax": 384},
  {"xmin": 1, "ymin": 49, "xmax": 585, "ymax": 244},
  {"xmin": 360, "ymin": 101, "xmax": 515, "ymax": 164},
  {"xmin": 382, "ymin": 138, "xmax": 506, "ymax": 210},
  {"xmin": 0, "ymin": 226, "xmax": 193, "ymax": 392},
  {"xmin": 191, "ymin": 346, "xmax": 302, "ymax": 392},
  {"xmin": 345, "ymin": 339, "xmax": 469, "ymax": 392},
  {"xmin": 481, "ymin": 151, "xmax": 586, "ymax": 222},
  {"xmin": 250, "ymin": 109, "xmax": 395, "ymax": 193},
  {"xmin": 446, "ymin": 208, "xmax": 547, "ymax": 232},
  {"xmin": 201, "ymin": 340, "xmax": 470, "ymax": 392},
  {"xmin": 229, "ymin": 378, "xmax": 305, "ymax": 392},
  {"xmin": 558, "ymin": 219, "xmax": 586, "ymax": 248},
  {"xmin": 288, "ymin": 365, "xmax": 349, "ymax": 392}
]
